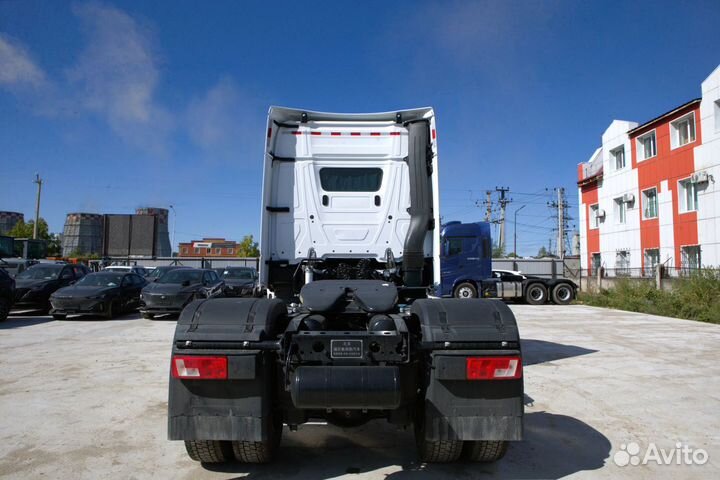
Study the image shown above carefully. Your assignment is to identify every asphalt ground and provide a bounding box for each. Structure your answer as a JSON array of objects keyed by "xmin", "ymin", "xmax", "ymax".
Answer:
[{"xmin": 0, "ymin": 304, "xmax": 718, "ymax": 479}]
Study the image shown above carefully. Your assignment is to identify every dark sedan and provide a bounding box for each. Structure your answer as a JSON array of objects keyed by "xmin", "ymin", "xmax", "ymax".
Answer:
[
  {"xmin": 221, "ymin": 267, "xmax": 258, "ymax": 297},
  {"xmin": 139, "ymin": 268, "xmax": 223, "ymax": 319},
  {"xmin": 0, "ymin": 268, "xmax": 14, "ymax": 321},
  {"xmin": 49, "ymin": 272, "xmax": 147, "ymax": 320},
  {"xmin": 145, "ymin": 265, "xmax": 183, "ymax": 282},
  {"xmin": 13, "ymin": 263, "xmax": 89, "ymax": 313}
]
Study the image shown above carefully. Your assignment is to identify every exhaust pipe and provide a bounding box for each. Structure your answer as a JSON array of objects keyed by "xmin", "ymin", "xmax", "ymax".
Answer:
[{"xmin": 403, "ymin": 121, "xmax": 432, "ymax": 287}]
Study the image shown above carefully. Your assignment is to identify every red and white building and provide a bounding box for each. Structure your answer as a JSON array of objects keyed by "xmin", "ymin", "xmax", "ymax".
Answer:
[{"xmin": 578, "ymin": 65, "xmax": 720, "ymax": 275}]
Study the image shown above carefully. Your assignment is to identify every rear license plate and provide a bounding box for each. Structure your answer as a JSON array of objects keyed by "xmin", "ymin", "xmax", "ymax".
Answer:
[{"xmin": 330, "ymin": 340, "xmax": 363, "ymax": 359}]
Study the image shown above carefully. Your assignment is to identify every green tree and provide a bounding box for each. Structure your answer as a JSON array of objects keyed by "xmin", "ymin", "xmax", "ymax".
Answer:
[
  {"xmin": 492, "ymin": 244, "xmax": 505, "ymax": 258},
  {"xmin": 536, "ymin": 246, "xmax": 548, "ymax": 258},
  {"xmin": 7, "ymin": 218, "xmax": 50, "ymax": 240},
  {"xmin": 236, "ymin": 235, "xmax": 260, "ymax": 257}
]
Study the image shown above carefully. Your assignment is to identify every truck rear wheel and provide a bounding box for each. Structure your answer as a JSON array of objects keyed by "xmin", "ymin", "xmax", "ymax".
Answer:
[
  {"xmin": 462, "ymin": 440, "xmax": 508, "ymax": 462},
  {"xmin": 142, "ymin": 312, "xmax": 154, "ymax": 319},
  {"xmin": 0, "ymin": 298, "xmax": 10, "ymax": 321},
  {"xmin": 414, "ymin": 416, "xmax": 463, "ymax": 462},
  {"xmin": 551, "ymin": 283, "xmax": 574, "ymax": 305},
  {"xmin": 453, "ymin": 282, "xmax": 478, "ymax": 299},
  {"xmin": 184, "ymin": 440, "xmax": 232, "ymax": 463},
  {"xmin": 232, "ymin": 418, "xmax": 282, "ymax": 463},
  {"xmin": 524, "ymin": 283, "xmax": 547, "ymax": 305}
]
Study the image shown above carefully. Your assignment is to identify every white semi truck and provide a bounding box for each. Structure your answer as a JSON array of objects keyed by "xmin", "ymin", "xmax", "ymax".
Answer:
[{"xmin": 167, "ymin": 107, "xmax": 524, "ymax": 464}]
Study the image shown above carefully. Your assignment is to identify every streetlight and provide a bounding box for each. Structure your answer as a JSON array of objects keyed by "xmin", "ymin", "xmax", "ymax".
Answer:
[
  {"xmin": 169, "ymin": 205, "xmax": 177, "ymax": 256},
  {"xmin": 513, "ymin": 205, "xmax": 526, "ymax": 258}
]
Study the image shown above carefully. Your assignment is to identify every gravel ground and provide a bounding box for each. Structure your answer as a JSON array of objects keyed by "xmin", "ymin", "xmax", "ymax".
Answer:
[{"xmin": 0, "ymin": 304, "xmax": 718, "ymax": 479}]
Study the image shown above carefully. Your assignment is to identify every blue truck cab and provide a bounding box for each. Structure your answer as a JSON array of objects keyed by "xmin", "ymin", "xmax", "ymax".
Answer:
[{"xmin": 439, "ymin": 221, "xmax": 492, "ymax": 297}]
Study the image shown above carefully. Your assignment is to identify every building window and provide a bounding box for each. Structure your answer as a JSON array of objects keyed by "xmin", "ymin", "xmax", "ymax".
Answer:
[
  {"xmin": 194, "ymin": 247, "xmax": 200, "ymax": 254},
  {"xmin": 215, "ymin": 248, "xmax": 221, "ymax": 254},
  {"xmin": 681, "ymin": 245, "xmax": 701, "ymax": 272},
  {"xmin": 644, "ymin": 249, "xmax": 660, "ymax": 277},
  {"xmin": 615, "ymin": 250, "xmax": 630, "ymax": 276},
  {"xmin": 228, "ymin": 248, "xmax": 234, "ymax": 255},
  {"xmin": 671, "ymin": 112, "xmax": 696, "ymax": 149},
  {"xmin": 637, "ymin": 131, "xmax": 656, "ymax": 160},
  {"xmin": 182, "ymin": 247, "xmax": 188, "ymax": 254},
  {"xmin": 715, "ymin": 100, "xmax": 720, "ymax": 132},
  {"xmin": 642, "ymin": 188, "xmax": 658, "ymax": 219},
  {"xmin": 614, "ymin": 197, "xmax": 626, "ymax": 224},
  {"xmin": 678, "ymin": 178, "xmax": 698, "ymax": 212},
  {"xmin": 206, "ymin": 248, "xmax": 212, "ymax": 254},
  {"xmin": 591, "ymin": 253, "xmax": 601, "ymax": 275},
  {"xmin": 611, "ymin": 146, "xmax": 625, "ymax": 170},
  {"xmin": 589, "ymin": 204, "xmax": 600, "ymax": 229}
]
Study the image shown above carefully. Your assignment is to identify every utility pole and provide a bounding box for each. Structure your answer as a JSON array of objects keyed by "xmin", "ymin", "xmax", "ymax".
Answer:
[
  {"xmin": 484, "ymin": 190, "xmax": 492, "ymax": 222},
  {"xmin": 513, "ymin": 205, "xmax": 526, "ymax": 258},
  {"xmin": 33, "ymin": 173, "xmax": 43, "ymax": 239},
  {"xmin": 496, "ymin": 187, "xmax": 510, "ymax": 253},
  {"xmin": 548, "ymin": 187, "xmax": 569, "ymax": 259},
  {"xmin": 557, "ymin": 187, "xmax": 565, "ymax": 259}
]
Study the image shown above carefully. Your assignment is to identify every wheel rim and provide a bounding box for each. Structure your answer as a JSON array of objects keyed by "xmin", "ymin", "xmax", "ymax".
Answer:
[
  {"xmin": 458, "ymin": 287, "xmax": 473, "ymax": 298},
  {"xmin": 530, "ymin": 287, "xmax": 544, "ymax": 301},
  {"xmin": 556, "ymin": 286, "xmax": 571, "ymax": 301}
]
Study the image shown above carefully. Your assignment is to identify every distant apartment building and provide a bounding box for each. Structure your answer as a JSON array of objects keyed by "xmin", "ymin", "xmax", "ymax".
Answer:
[
  {"xmin": 578, "ymin": 65, "xmax": 720, "ymax": 276},
  {"xmin": 178, "ymin": 238, "xmax": 238, "ymax": 257}
]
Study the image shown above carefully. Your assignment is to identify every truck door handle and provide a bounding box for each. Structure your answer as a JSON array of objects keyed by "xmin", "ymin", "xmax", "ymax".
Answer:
[
  {"xmin": 374, "ymin": 195, "xmax": 381, "ymax": 206},
  {"xmin": 322, "ymin": 195, "xmax": 329, "ymax": 206}
]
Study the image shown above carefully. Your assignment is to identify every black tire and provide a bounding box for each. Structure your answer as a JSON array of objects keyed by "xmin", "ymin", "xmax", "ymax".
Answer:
[
  {"xmin": 184, "ymin": 440, "xmax": 232, "ymax": 463},
  {"xmin": 453, "ymin": 282, "xmax": 478, "ymax": 299},
  {"xmin": 104, "ymin": 301, "xmax": 115, "ymax": 320},
  {"xmin": 524, "ymin": 283, "xmax": 548, "ymax": 305},
  {"xmin": 0, "ymin": 298, "xmax": 9, "ymax": 321},
  {"xmin": 414, "ymin": 415, "xmax": 463, "ymax": 463},
  {"xmin": 551, "ymin": 283, "xmax": 574, "ymax": 305},
  {"xmin": 52, "ymin": 313, "xmax": 67, "ymax": 320},
  {"xmin": 232, "ymin": 411, "xmax": 282, "ymax": 463},
  {"xmin": 462, "ymin": 440, "xmax": 508, "ymax": 462},
  {"xmin": 142, "ymin": 312, "xmax": 154, "ymax": 320}
]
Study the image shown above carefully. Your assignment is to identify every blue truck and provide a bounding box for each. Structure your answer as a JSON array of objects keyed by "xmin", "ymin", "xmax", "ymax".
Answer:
[{"xmin": 439, "ymin": 221, "xmax": 577, "ymax": 305}]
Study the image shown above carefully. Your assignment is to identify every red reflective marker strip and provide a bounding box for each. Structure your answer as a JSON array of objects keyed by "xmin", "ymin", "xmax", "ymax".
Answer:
[
  {"xmin": 310, "ymin": 131, "xmax": 322, "ymax": 136},
  {"xmin": 350, "ymin": 132, "xmax": 361, "ymax": 136},
  {"xmin": 466, "ymin": 356, "xmax": 522, "ymax": 380},
  {"xmin": 370, "ymin": 132, "xmax": 381, "ymax": 136},
  {"xmin": 290, "ymin": 131, "xmax": 302, "ymax": 135},
  {"xmin": 432, "ymin": 129, "xmax": 436, "ymax": 140},
  {"xmin": 331, "ymin": 132, "xmax": 341, "ymax": 136},
  {"xmin": 390, "ymin": 132, "xmax": 401, "ymax": 136},
  {"xmin": 267, "ymin": 127, "xmax": 272, "ymax": 138},
  {"xmin": 171, "ymin": 356, "xmax": 228, "ymax": 380}
]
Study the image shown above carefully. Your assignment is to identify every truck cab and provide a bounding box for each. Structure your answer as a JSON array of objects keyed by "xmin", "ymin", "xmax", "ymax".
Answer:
[{"xmin": 439, "ymin": 221, "xmax": 492, "ymax": 297}]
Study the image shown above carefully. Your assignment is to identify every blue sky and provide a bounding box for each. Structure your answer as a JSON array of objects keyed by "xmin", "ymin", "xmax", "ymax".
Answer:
[{"xmin": 1, "ymin": 0, "xmax": 718, "ymax": 256}]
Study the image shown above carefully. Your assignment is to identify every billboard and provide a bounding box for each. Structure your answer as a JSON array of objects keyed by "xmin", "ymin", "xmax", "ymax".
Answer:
[{"xmin": 103, "ymin": 215, "xmax": 157, "ymax": 256}]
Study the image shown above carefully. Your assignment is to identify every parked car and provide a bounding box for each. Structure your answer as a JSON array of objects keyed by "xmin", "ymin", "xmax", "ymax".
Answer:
[
  {"xmin": 0, "ymin": 268, "xmax": 15, "ymax": 321},
  {"xmin": 220, "ymin": 266, "xmax": 259, "ymax": 297},
  {"xmin": 49, "ymin": 271, "xmax": 147, "ymax": 320},
  {"xmin": 144, "ymin": 265, "xmax": 183, "ymax": 282},
  {"xmin": 13, "ymin": 263, "xmax": 89, "ymax": 313},
  {"xmin": 0, "ymin": 258, "xmax": 39, "ymax": 278},
  {"xmin": 104, "ymin": 265, "xmax": 149, "ymax": 276},
  {"xmin": 139, "ymin": 268, "xmax": 224, "ymax": 319}
]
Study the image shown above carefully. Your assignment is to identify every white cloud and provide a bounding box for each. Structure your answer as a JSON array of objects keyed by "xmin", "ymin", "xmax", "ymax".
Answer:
[
  {"xmin": 0, "ymin": 33, "xmax": 47, "ymax": 88},
  {"xmin": 185, "ymin": 77, "xmax": 264, "ymax": 161},
  {"xmin": 65, "ymin": 2, "xmax": 173, "ymax": 154}
]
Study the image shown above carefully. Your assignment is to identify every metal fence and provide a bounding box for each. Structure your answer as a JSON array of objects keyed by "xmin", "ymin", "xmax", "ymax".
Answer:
[
  {"xmin": 96, "ymin": 256, "xmax": 259, "ymax": 271},
  {"xmin": 492, "ymin": 257, "xmax": 581, "ymax": 281}
]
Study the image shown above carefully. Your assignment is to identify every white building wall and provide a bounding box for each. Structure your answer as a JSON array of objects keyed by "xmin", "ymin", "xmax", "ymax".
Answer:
[
  {"xmin": 596, "ymin": 120, "xmax": 640, "ymax": 271},
  {"xmin": 694, "ymin": 65, "xmax": 720, "ymax": 267},
  {"xmin": 658, "ymin": 179, "xmax": 675, "ymax": 265}
]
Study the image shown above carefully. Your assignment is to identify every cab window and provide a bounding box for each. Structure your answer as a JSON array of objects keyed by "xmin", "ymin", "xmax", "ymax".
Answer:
[{"xmin": 446, "ymin": 238, "xmax": 463, "ymax": 257}]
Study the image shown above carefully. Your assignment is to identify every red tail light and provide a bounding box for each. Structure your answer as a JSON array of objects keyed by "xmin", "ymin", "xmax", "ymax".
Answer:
[
  {"xmin": 171, "ymin": 356, "xmax": 228, "ymax": 380},
  {"xmin": 466, "ymin": 356, "xmax": 522, "ymax": 380}
]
